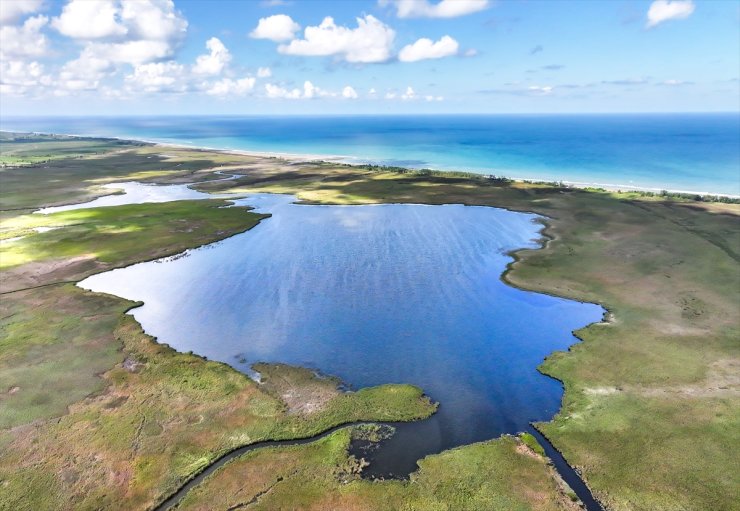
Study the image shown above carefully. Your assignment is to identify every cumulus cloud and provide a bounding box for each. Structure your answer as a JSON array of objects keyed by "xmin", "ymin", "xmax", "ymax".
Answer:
[
  {"xmin": 265, "ymin": 81, "xmax": 303, "ymax": 99},
  {"xmin": 120, "ymin": 0, "xmax": 188, "ymax": 42},
  {"xmin": 207, "ymin": 77, "xmax": 256, "ymax": 96},
  {"xmin": 0, "ymin": 59, "xmax": 51, "ymax": 95},
  {"xmin": 646, "ymin": 0, "xmax": 695, "ymax": 28},
  {"xmin": 125, "ymin": 61, "xmax": 186, "ymax": 93},
  {"xmin": 51, "ymin": 0, "xmax": 187, "ymax": 65},
  {"xmin": 85, "ymin": 40, "xmax": 175, "ymax": 66},
  {"xmin": 250, "ymin": 14, "xmax": 300, "ymax": 42},
  {"xmin": 264, "ymin": 80, "xmax": 356, "ymax": 99},
  {"xmin": 257, "ymin": 66, "xmax": 272, "ymax": 78},
  {"xmin": 278, "ymin": 15, "xmax": 395, "ymax": 63},
  {"xmin": 382, "ymin": 0, "xmax": 489, "ymax": 18},
  {"xmin": 0, "ymin": 15, "xmax": 48, "ymax": 59},
  {"xmin": 58, "ymin": 46, "xmax": 116, "ymax": 91},
  {"xmin": 52, "ymin": 0, "xmax": 126, "ymax": 39},
  {"xmin": 0, "ymin": 0, "xmax": 44, "ymax": 25},
  {"xmin": 192, "ymin": 37, "xmax": 231, "ymax": 75},
  {"xmin": 401, "ymin": 86, "xmax": 415, "ymax": 100},
  {"xmin": 399, "ymin": 35, "xmax": 459, "ymax": 62}
]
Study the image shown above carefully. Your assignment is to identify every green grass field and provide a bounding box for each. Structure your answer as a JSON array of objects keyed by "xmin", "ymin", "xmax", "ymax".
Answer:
[{"xmin": 176, "ymin": 428, "xmax": 577, "ymax": 511}]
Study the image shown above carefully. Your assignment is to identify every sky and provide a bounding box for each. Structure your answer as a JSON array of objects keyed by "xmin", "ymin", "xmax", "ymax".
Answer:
[{"xmin": 0, "ymin": 0, "xmax": 738, "ymax": 115}]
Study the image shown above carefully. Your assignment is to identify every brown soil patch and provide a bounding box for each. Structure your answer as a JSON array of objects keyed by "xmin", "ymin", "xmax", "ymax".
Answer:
[{"xmin": 0, "ymin": 254, "xmax": 103, "ymax": 293}]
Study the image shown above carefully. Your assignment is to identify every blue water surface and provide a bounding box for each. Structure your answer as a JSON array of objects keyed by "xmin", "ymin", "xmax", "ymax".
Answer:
[
  {"xmin": 2, "ymin": 114, "xmax": 739, "ymax": 195},
  {"xmin": 80, "ymin": 193, "xmax": 604, "ymax": 475}
]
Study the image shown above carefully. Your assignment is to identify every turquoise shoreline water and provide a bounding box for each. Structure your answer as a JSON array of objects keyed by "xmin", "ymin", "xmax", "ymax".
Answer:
[{"xmin": 2, "ymin": 114, "xmax": 739, "ymax": 196}]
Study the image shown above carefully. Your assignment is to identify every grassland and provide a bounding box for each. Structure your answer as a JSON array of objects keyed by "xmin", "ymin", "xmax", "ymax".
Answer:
[
  {"xmin": 1, "ymin": 134, "xmax": 738, "ymax": 510},
  {"xmin": 175, "ymin": 428, "xmax": 578, "ymax": 511},
  {"xmin": 0, "ymin": 284, "xmax": 436, "ymax": 510}
]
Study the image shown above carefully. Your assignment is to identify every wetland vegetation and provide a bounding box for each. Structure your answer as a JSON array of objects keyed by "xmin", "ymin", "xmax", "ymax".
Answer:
[{"xmin": 1, "ymin": 133, "xmax": 738, "ymax": 511}]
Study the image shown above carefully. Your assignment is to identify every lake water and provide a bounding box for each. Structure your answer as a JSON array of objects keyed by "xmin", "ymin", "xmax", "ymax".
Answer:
[
  {"xmin": 79, "ymin": 191, "xmax": 604, "ymax": 476},
  {"xmin": 37, "ymin": 182, "xmax": 226, "ymax": 214},
  {"xmin": 3, "ymin": 114, "xmax": 738, "ymax": 196}
]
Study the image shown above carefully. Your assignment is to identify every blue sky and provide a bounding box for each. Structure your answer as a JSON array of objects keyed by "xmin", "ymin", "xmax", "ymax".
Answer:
[{"xmin": 0, "ymin": 0, "xmax": 738, "ymax": 115}]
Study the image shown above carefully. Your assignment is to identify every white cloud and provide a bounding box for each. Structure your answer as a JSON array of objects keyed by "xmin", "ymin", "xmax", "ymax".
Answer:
[
  {"xmin": 528, "ymin": 85, "xmax": 553, "ymax": 95},
  {"xmin": 382, "ymin": 0, "xmax": 489, "ymax": 18},
  {"xmin": 58, "ymin": 45, "xmax": 115, "ymax": 91},
  {"xmin": 0, "ymin": 15, "xmax": 48, "ymax": 59},
  {"xmin": 398, "ymin": 35, "xmax": 459, "ymax": 62},
  {"xmin": 660, "ymin": 79, "xmax": 692, "ymax": 86},
  {"xmin": 86, "ymin": 40, "xmax": 175, "ymax": 66},
  {"xmin": 265, "ymin": 82, "xmax": 302, "ymax": 99},
  {"xmin": 0, "ymin": 59, "xmax": 50, "ymax": 95},
  {"xmin": 250, "ymin": 14, "xmax": 300, "ymax": 42},
  {"xmin": 264, "ymin": 80, "xmax": 354, "ymax": 99},
  {"xmin": 646, "ymin": 0, "xmax": 695, "ymax": 28},
  {"xmin": 125, "ymin": 61, "xmax": 186, "ymax": 92},
  {"xmin": 207, "ymin": 76, "xmax": 256, "ymax": 96},
  {"xmin": 257, "ymin": 66, "xmax": 272, "ymax": 78},
  {"xmin": 52, "ymin": 0, "xmax": 126, "ymax": 39},
  {"xmin": 192, "ymin": 37, "xmax": 231, "ymax": 75},
  {"xmin": 120, "ymin": 0, "xmax": 187, "ymax": 42},
  {"xmin": 0, "ymin": 0, "xmax": 44, "ymax": 25},
  {"xmin": 278, "ymin": 15, "xmax": 395, "ymax": 63},
  {"xmin": 382, "ymin": 87, "xmax": 441, "ymax": 101},
  {"xmin": 52, "ymin": 0, "xmax": 187, "ymax": 65},
  {"xmin": 303, "ymin": 80, "xmax": 318, "ymax": 98},
  {"xmin": 369, "ymin": 87, "xmax": 377, "ymax": 95}
]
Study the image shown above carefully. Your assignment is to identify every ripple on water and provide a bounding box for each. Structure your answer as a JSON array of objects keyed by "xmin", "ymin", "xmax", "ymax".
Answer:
[{"xmin": 79, "ymin": 190, "xmax": 604, "ymax": 476}]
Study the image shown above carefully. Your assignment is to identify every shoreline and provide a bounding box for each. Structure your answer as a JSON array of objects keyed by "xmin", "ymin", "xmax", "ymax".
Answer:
[
  {"xmin": 67, "ymin": 181, "xmax": 605, "ymax": 509},
  {"xmin": 3, "ymin": 128, "xmax": 738, "ymax": 199}
]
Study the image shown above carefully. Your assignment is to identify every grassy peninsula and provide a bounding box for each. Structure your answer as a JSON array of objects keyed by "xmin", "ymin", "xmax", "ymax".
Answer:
[{"xmin": 1, "ymin": 134, "xmax": 738, "ymax": 510}]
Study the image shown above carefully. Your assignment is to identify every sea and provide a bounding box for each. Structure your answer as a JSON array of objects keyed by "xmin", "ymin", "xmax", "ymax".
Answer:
[{"xmin": 2, "ymin": 113, "xmax": 738, "ymax": 196}]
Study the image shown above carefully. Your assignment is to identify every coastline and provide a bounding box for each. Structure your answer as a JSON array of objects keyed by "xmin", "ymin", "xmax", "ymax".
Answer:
[{"xmin": 3, "ymin": 128, "xmax": 738, "ymax": 199}]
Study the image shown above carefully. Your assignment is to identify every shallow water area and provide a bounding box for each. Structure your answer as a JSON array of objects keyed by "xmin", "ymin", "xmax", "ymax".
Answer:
[
  {"xmin": 36, "ymin": 181, "xmax": 241, "ymax": 214},
  {"xmin": 79, "ymin": 189, "xmax": 604, "ymax": 477}
]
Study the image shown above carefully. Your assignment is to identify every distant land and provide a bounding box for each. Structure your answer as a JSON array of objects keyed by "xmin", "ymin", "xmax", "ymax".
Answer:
[{"xmin": 2, "ymin": 113, "xmax": 738, "ymax": 197}]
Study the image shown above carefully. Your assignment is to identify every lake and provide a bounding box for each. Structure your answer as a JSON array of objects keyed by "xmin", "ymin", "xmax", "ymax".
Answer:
[{"xmin": 79, "ymin": 191, "xmax": 604, "ymax": 476}]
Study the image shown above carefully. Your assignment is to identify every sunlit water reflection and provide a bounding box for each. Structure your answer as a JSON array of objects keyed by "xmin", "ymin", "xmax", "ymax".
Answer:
[{"xmin": 80, "ymin": 191, "xmax": 604, "ymax": 476}]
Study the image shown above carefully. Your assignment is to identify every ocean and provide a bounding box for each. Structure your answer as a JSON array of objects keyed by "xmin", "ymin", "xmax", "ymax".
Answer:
[{"xmin": 2, "ymin": 113, "xmax": 738, "ymax": 196}]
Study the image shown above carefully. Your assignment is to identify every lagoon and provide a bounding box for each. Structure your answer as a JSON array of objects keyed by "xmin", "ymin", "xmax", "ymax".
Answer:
[{"xmin": 80, "ymin": 192, "xmax": 604, "ymax": 476}]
